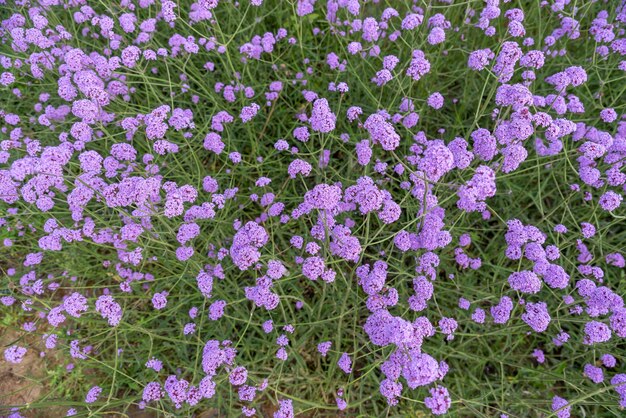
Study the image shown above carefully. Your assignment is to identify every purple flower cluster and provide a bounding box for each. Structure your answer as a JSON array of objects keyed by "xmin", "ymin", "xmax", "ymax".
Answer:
[
  {"xmin": 230, "ymin": 221, "xmax": 268, "ymax": 270},
  {"xmin": 0, "ymin": 0, "xmax": 625, "ymax": 417},
  {"xmin": 309, "ymin": 98, "xmax": 336, "ymax": 133},
  {"xmin": 4, "ymin": 345, "xmax": 27, "ymax": 364}
]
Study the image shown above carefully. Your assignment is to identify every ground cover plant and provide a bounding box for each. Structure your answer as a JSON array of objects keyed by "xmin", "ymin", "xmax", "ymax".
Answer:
[{"xmin": 0, "ymin": 0, "xmax": 625, "ymax": 416}]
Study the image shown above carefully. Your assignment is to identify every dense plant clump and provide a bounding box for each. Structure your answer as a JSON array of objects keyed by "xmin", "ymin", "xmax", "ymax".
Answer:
[{"xmin": 1, "ymin": 0, "xmax": 625, "ymax": 416}]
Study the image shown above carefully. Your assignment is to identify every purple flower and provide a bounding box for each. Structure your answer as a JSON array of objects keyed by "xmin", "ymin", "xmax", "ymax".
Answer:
[
  {"xmin": 229, "ymin": 366, "xmax": 248, "ymax": 386},
  {"xmin": 472, "ymin": 309, "xmax": 486, "ymax": 324},
  {"xmin": 552, "ymin": 396, "xmax": 571, "ymax": 418},
  {"xmin": 424, "ymin": 386, "xmax": 451, "ymax": 415},
  {"xmin": 287, "ymin": 159, "xmax": 312, "ymax": 178},
  {"xmin": 346, "ymin": 106, "xmax": 362, "ymax": 122},
  {"xmin": 581, "ymin": 222, "xmax": 596, "ymax": 238},
  {"xmin": 95, "ymin": 295, "xmax": 122, "ymax": 326},
  {"xmin": 428, "ymin": 27, "xmax": 446, "ymax": 45},
  {"xmin": 543, "ymin": 264, "xmax": 570, "ymax": 289},
  {"xmin": 85, "ymin": 385, "xmax": 102, "ymax": 403},
  {"xmin": 63, "ymin": 292, "xmax": 88, "ymax": 318},
  {"xmin": 402, "ymin": 352, "xmax": 441, "ymax": 389},
  {"xmin": 584, "ymin": 321, "xmax": 611, "ymax": 345},
  {"xmin": 274, "ymin": 399, "xmax": 294, "ymax": 418},
  {"xmin": 584, "ymin": 363, "xmax": 604, "ymax": 383},
  {"xmin": 317, "ymin": 341, "xmax": 332, "ymax": 357},
  {"xmin": 471, "ymin": 128, "xmax": 497, "ymax": 161},
  {"xmin": 0, "ymin": 71, "xmax": 15, "ymax": 86},
  {"xmin": 362, "ymin": 17, "xmax": 380, "ymax": 42},
  {"xmin": 419, "ymin": 144, "xmax": 454, "ymax": 182},
  {"xmin": 491, "ymin": 296, "xmax": 513, "ymax": 324},
  {"xmin": 599, "ymin": 191, "xmax": 622, "ymax": 212},
  {"xmin": 337, "ymin": 352, "xmax": 352, "ymax": 374},
  {"xmin": 380, "ymin": 378, "xmax": 402, "ymax": 406},
  {"xmin": 601, "ymin": 354, "xmax": 617, "ymax": 368},
  {"xmin": 508, "ymin": 271, "xmax": 542, "ymax": 294},
  {"xmin": 457, "ymin": 166, "xmax": 496, "ymax": 212},
  {"xmin": 406, "ymin": 50, "xmax": 431, "ymax": 80},
  {"xmin": 522, "ymin": 302, "xmax": 551, "ymax": 333},
  {"xmin": 427, "ymin": 92, "xmax": 444, "ymax": 109},
  {"xmin": 143, "ymin": 382, "xmax": 164, "ymax": 402},
  {"xmin": 364, "ymin": 113, "xmax": 400, "ymax": 151},
  {"xmin": 600, "ymin": 108, "xmax": 617, "ymax": 123},
  {"xmin": 402, "ymin": 14, "xmax": 423, "ymax": 30},
  {"xmin": 304, "ymin": 183, "xmax": 342, "ymax": 210},
  {"xmin": 309, "ymin": 98, "xmax": 336, "ymax": 133},
  {"xmin": 183, "ymin": 323, "xmax": 196, "ymax": 335},
  {"xmin": 146, "ymin": 357, "xmax": 163, "ymax": 371},
  {"xmin": 240, "ymin": 103, "xmax": 260, "ymax": 123},
  {"xmin": 152, "ymin": 291, "xmax": 168, "ymax": 310},
  {"xmin": 439, "ymin": 317, "xmax": 458, "ymax": 340},
  {"xmin": 209, "ymin": 300, "xmax": 227, "ymax": 320},
  {"xmin": 204, "ymin": 132, "xmax": 225, "ymax": 154},
  {"xmin": 4, "ymin": 345, "xmax": 27, "ymax": 364}
]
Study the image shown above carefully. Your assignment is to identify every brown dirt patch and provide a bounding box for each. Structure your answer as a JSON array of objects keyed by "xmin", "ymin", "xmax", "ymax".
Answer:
[{"xmin": 0, "ymin": 328, "xmax": 48, "ymax": 416}]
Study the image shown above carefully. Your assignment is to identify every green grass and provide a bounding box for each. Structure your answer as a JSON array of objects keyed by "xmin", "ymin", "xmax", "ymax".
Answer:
[{"xmin": 1, "ymin": 0, "xmax": 626, "ymax": 417}]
